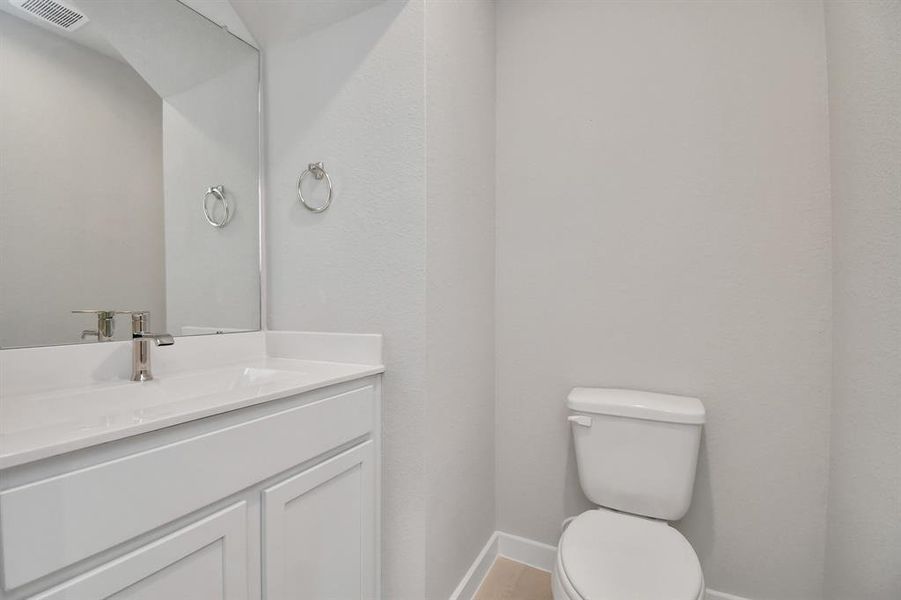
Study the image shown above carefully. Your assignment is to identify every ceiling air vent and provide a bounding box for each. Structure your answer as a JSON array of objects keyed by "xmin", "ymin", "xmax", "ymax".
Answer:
[{"xmin": 9, "ymin": 0, "xmax": 89, "ymax": 32}]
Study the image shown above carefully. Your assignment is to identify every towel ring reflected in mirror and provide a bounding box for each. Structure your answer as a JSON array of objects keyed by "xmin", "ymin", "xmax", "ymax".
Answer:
[
  {"xmin": 297, "ymin": 162, "xmax": 333, "ymax": 213},
  {"xmin": 202, "ymin": 185, "xmax": 231, "ymax": 228}
]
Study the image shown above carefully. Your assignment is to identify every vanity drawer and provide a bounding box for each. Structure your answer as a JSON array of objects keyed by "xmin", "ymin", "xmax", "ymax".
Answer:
[{"xmin": 0, "ymin": 384, "xmax": 374, "ymax": 591}]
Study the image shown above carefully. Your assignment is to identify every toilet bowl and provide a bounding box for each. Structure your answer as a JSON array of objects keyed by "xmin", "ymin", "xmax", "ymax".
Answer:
[
  {"xmin": 557, "ymin": 388, "xmax": 707, "ymax": 600},
  {"xmin": 551, "ymin": 508, "xmax": 704, "ymax": 600}
]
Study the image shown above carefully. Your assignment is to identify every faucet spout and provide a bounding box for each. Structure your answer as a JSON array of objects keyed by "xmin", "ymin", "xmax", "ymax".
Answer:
[
  {"xmin": 154, "ymin": 334, "xmax": 175, "ymax": 346},
  {"xmin": 134, "ymin": 332, "xmax": 175, "ymax": 346}
]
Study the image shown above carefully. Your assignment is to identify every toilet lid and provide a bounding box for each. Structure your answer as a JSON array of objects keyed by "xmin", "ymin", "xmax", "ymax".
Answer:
[{"xmin": 559, "ymin": 509, "xmax": 703, "ymax": 600}]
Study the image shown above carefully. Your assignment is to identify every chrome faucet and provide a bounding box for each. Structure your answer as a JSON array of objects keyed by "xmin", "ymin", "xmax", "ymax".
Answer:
[{"xmin": 130, "ymin": 311, "xmax": 174, "ymax": 382}]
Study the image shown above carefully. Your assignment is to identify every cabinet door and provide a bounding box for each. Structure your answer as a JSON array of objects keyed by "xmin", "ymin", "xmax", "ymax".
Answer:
[
  {"xmin": 263, "ymin": 442, "xmax": 375, "ymax": 600},
  {"xmin": 32, "ymin": 502, "xmax": 247, "ymax": 600}
]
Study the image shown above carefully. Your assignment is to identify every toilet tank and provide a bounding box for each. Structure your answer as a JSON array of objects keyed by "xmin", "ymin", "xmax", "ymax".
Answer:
[{"xmin": 567, "ymin": 388, "xmax": 705, "ymax": 521}]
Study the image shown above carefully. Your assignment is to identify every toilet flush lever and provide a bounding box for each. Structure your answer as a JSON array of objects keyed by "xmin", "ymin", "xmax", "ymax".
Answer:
[{"xmin": 568, "ymin": 415, "xmax": 592, "ymax": 427}]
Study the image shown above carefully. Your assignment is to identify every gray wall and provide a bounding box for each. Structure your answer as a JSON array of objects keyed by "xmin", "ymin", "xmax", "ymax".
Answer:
[
  {"xmin": 253, "ymin": 3, "xmax": 429, "ymax": 597},
  {"xmin": 424, "ymin": 1, "xmax": 496, "ymax": 599},
  {"xmin": 824, "ymin": 2, "xmax": 901, "ymax": 598},
  {"xmin": 495, "ymin": 2, "xmax": 832, "ymax": 598},
  {"xmin": 0, "ymin": 13, "xmax": 165, "ymax": 347}
]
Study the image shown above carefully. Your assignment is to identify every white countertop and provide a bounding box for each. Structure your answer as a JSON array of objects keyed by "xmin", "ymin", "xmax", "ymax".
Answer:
[{"xmin": 0, "ymin": 332, "xmax": 384, "ymax": 470}]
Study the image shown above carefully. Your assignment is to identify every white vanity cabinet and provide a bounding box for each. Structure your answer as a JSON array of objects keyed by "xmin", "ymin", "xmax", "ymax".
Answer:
[{"xmin": 0, "ymin": 377, "xmax": 381, "ymax": 600}]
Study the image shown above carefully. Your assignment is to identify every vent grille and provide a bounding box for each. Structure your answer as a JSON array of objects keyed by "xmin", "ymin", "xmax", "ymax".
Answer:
[{"xmin": 10, "ymin": 0, "xmax": 88, "ymax": 31}]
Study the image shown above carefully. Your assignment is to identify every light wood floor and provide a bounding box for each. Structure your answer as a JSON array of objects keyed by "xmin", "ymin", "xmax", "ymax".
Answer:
[{"xmin": 473, "ymin": 556, "xmax": 553, "ymax": 600}]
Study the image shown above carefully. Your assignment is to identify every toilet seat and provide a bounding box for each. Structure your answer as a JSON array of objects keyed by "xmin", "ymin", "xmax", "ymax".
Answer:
[{"xmin": 554, "ymin": 508, "xmax": 704, "ymax": 600}]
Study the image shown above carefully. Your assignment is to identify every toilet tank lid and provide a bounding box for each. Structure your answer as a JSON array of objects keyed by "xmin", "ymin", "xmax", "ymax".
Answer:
[{"xmin": 567, "ymin": 388, "xmax": 705, "ymax": 424}]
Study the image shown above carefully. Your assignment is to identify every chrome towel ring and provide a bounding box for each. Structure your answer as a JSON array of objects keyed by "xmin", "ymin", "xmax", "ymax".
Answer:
[
  {"xmin": 297, "ymin": 162, "xmax": 333, "ymax": 213},
  {"xmin": 202, "ymin": 185, "xmax": 231, "ymax": 228}
]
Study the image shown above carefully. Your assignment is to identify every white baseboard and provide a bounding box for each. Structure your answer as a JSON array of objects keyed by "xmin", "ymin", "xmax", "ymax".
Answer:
[
  {"xmin": 449, "ymin": 531, "xmax": 555, "ymax": 600},
  {"xmin": 448, "ymin": 532, "xmax": 499, "ymax": 600},
  {"xmin": 496, "ymin": 531, "xmax": 557, "ymax": 572},
  {"xmin": 449, "ymin": 531, "xmax": 753, "ymax": 600}
]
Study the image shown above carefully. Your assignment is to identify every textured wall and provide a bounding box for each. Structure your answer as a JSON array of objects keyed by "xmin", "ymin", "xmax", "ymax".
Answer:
[
  {"xmin": 495, "ymin": 2, "xmax": 832, "ymax": 598},
  {"xmin": 0, "ymin": 13, "xmax": 165, "ymax": 348},
  {"xmin": 824, "ymin": 2, "xmax": 901, "ymax": 598},
  {"xmin": 424, "ymin": 1, "xmax": 496, "ymax": 598},
  {"xmin": 258, "ymin": 2, "xmax": 428, "ymax": 597}
]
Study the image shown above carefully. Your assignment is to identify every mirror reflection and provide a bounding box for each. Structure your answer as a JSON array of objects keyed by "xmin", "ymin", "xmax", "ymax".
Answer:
[{"xmin": 0, "ymin": 0, "xmax": 260, "ymax": 348}]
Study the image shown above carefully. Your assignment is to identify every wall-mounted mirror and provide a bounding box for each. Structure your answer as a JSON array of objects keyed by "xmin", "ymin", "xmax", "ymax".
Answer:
[{"xmin": 0, "ymin": 0, "xmax": 260, "ymax": 348}]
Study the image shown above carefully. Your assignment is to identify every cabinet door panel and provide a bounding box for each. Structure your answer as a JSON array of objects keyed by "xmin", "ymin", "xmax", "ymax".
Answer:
[
  {"xmin": 263, "ymin": 442, "xmax": 375, "ymax": 600},
  {"xmin": 32, "ymin": 502, "xmax": 247, "ymax": 600}
]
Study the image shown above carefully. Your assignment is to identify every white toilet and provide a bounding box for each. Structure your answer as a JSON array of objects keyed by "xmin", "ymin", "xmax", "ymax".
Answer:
[{"xmin": 553, "ymin": 388, "xmax": 706, "ymax": 600}]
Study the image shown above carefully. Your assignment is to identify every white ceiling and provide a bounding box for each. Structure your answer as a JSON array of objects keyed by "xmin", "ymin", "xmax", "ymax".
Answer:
[{"xmin": 229, "ymin": 0, "xmax": 384, "ymax": 49}]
